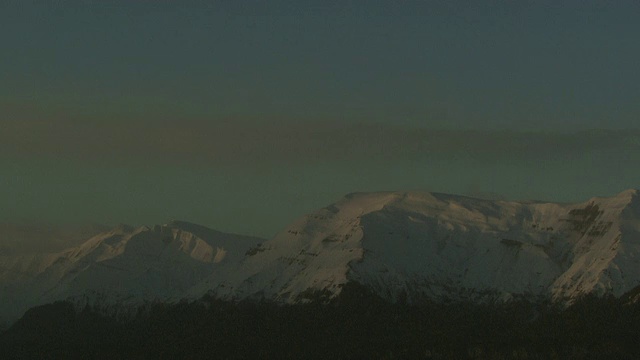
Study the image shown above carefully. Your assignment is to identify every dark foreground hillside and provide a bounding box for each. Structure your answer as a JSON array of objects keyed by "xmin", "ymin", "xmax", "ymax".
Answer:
[{"xmin": 1, "ymin": 283, "xmax": 640, "ymax": 360}]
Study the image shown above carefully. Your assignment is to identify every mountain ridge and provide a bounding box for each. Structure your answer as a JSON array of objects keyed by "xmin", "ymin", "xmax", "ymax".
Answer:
[
  {"xmin": 0, "ymin": 221, "xmax": 263, "ymax": 326},
  {"xmin": 2, "ymin": 189, "xmax": 640, "ymax": 327},
  {"xmin": 195, "ymin": 188, "xmax": 640, "ymax": 304}
]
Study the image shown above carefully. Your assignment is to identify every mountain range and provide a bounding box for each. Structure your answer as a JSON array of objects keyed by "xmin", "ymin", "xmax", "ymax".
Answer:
[{"xmin": 2, "ymin": 189, "xmax": 640, "ymax": 327}]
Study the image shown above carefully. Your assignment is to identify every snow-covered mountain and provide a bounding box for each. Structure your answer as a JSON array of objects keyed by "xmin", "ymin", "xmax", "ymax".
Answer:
[
  {"xmin": 0, "ymin": 221, "xmax": 263, "ymax": 326},
  {"xmin": 2, "ymin": 189, "xmax": 640, "ymax": 325},
  {"xmin": 195, "ymin": 189, "xmax": 640, "ymax": 304}
]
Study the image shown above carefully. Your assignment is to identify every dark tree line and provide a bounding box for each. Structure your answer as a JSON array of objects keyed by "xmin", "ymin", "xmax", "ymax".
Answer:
[{"xmin": 1, "ymin": 283, "xmax": 640, "ymax": 359}]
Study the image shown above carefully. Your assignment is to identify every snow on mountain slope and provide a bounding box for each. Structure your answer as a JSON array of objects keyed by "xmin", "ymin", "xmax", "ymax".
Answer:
[
  {"xmin": 0, "ymin": 221, "xmax": 262, "ymax": 325},
  {"xmin": 187, "ymin": 192, "xmax": 392, "ymax": 302},
  {"xmin": 3, "ymin": 189, "xmax": 640, "ymax": 326},
  {"xmin": 550, "ymin": 189, "xmax": 640, "ymax": 300},
  {"xmin": 192, "ymin": 189, "xmax": 640, "ymax": 304}
]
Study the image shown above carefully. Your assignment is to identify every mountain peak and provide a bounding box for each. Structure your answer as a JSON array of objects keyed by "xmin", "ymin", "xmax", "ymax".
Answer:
[
  {"xmin": 110, "ymin": 223, "xmax": 135, "ymax": 234},
  {"xmin": 4, "ymin": 188, "xmax": 640, "ymax": 327},
  {"xmin": 612, "ymin": 188, "xmax": 638, "ymax": 199},
  {"xmin": 165, "ymin": 220, "xmax": 203, "ymax": 231}
]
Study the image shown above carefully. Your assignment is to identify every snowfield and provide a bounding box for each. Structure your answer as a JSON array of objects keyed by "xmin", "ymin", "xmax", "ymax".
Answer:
[{"xmin": 2, "ymin": 189, "xmax": 640, "ymax": 325}]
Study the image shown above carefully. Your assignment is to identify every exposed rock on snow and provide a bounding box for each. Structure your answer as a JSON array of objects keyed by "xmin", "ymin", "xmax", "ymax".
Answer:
[
  {"xmin": 2, "ymin": 189, "xmax": 640, "ymax": 325},
  {"xmin": 193, "ymin": 189, "xmax": 640, "ymax": 304}
]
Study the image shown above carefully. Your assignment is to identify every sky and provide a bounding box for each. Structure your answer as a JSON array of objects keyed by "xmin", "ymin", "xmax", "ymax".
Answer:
[{"xmin": 1, "ymin": 1, "xmax": 639, "ymax": 242}]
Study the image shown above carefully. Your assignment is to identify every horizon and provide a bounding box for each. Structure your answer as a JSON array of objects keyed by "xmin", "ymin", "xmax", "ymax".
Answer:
[{"xmin": 1, "ymin": 185, "xmax": 638, "ymax": 256}]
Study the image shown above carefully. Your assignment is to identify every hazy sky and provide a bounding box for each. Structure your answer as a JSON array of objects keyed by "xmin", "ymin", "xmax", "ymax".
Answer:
[{"xmin": 1, "ymin": 1, "xmax": 639, "ymax": 239}]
